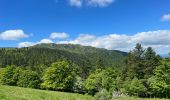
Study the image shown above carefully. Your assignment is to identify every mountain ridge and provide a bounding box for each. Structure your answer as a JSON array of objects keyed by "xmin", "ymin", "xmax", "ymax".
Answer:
[{"xmin": 0, "ymin": 43, "xmax": 127, "ymax": 77}]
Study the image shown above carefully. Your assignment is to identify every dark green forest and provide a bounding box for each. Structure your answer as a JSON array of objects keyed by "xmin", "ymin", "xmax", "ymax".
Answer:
[{"xmin": 0, "ymin": 43, "xmax": 170, "ymax": 99}]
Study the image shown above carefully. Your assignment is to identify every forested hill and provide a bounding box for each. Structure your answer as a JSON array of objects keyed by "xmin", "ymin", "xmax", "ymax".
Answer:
[
  {"xmin": 33, "ymin": 43, "xmax": 127, "ymax": 56},
  {"xmin": 33, "ymin": 43, "xmax": 127, "ymax": 67},
  {"xmin": 0, "ymin": 43, "xmax": 127, "ymax": 77}
]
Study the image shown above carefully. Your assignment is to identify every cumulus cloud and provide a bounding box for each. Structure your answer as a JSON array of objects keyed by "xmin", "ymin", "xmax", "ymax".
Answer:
[
  {"xmin": 133, "ymin": 30, "xmax": 170, "ymax": 45},
  {"xmin": 18, "ymin": 30, "xmax": 170, "ymax": 54},
  {"xmin": 49, "ymin": 32, "xmax": 69, "ymax": 39},
  {"xmin": 58, "ymin": 34, "xmax": 132, "ymax": 51},
  {"xmin": 69, "ymin": 0, "xmax": 83, "ymax": 7},
  {"xmin": 161, "ymin": 14, "xmax": 170, "ymax": 21},
  {"xmin": 68, "ymin": 0, "xmax": 114, "ymax": 7},
  {"xmin": 57, "ymin": 30, "xmax": 170, "ymax": 53},
  {"xmin": 0, "ymin": 29, "xmax": 28, "ymax": 40},
  {"xmin": 18, "ymin": 39, "xmax": 54, "ymax": 48},
  {"xmin": 88, "ymin": 0, "xmax": 114, "ymax": 7},
  {"xmin": 18, "ymin": 42, "xmax": 35, "ymax": 48},
  {"xmin": 38, "ymin": 39, "xmax": 54, "ymax": 43}
]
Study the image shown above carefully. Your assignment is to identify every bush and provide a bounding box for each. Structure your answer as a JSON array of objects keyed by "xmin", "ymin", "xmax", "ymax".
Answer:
[
  {"xmin": 148, "ymin": 61, "xmax": 170, "ymax": 98},
  {"xmin": 72, "ymin": 76, "xmax": 85, "ymax": 93},
  {"xmin": 122, "ymin": 77, "xmax": 146, "ymax": 96},
  {"xmin": 41, "ymin": 60, "xmax": 77, "ymax": 91},
  {"xmin": 85, "ymin": 68, "xmax": 117, "ymax": 95},
  {"xmin": 0, "ymin": 66, "xmax": 21, "ymax": 86},
  {"xmin": 17, "ymin": 70, "xmax": 41, "ymax": 88},
  {"xmin": 94, "ymin": 89, "xmax": 111, "ymax": 100}
]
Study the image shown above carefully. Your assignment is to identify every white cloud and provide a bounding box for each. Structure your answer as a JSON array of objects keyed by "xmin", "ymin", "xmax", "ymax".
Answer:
[
  {"xmin": 18, "ymin": 42, "xmax": 35, "ymax": 48},
  {"xmin": 18, "ymin": 39, "xmax": 53, "ymax": 48},
  {"xmin": 69, "ymin": 0, "xmax": 83, "ymax": 7},
  {"xmin": 68, "ymin": 0, "xmax": 114, "ymax": 7},
  {"xmin": 133, "ymin": 30, "xmax": 170, "ymax": 45},
  {"xmin": 18, "ymin": 30, "xmax": 170, "ymax": 54},
  {"xmin": 88, "ymin": 0, "xmax": 114, "ymax": 7},
  {"xmin": 58, "ymin": 34, "xmax": 132, "ymax": 51},
  {"xmin": 49, "ymin": 32, "xmax": 69, "ymax": 39},
  {"xmin": 0, "ymin": 29, "xmax": 28, "ymax": 40},
  {"xmin": 161, "ymin": 14, "xmax": 170, "ymax": 21},
  {"xmin": 57, "ymin": 30, "xmax": 170, "ymax": 53},
  {"xmin": 38, "ymin": 39, "xmax": 54, "ymax": 43}
]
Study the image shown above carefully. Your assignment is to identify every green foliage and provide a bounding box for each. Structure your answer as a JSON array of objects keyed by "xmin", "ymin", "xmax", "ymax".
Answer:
[
  {"xmin": 17, "ymin": 70, "xmax": 41, "ymax": 88},
  {"xmin": 41, "ymin": 60, "xmax": 76, "ymax": 91},
  {"xmin": 143, "ymin": 47, "xmax": 160, "ymax": 79},
  {"xmin": 1, "ymin": 43, "xmax": 170, "ymax": 99},
  {"xmin": 72, "ymin": 76, "xmax": 85, "ymax": 93},
  {"xmin": 85, "ymin": 69, "xmax": 102, "ymax": 94},
  {"xmin": 85, "ymin": 68, "xmax": 117, "ymax": 95},
  {"xmin": 0, "ymin": 65, "xmax": 20, "ymax": 86},
  {"xmin": 0, "ymin": 65, "xmax": 41, "ymax": 89},
  {"xmin": 0, "ymin": 44, "xmax": 126, "ymax": 78},
  {"xmin": 32, "ymin": 64, "xmax": 48, "ymax": 76},
  {"xmin": 123, "ymin": 77, "xmax": 146, "ymax": 96},
  {"xmin": 148, "ymin": 60, "xmax": 170, "ymax": 98},
  {"xmin": 121, "ymin": 44, "xmax": 162, "ymax": 97},
  {"xmin": 123, "ymin": 44, "xmax": 160, "ymax": 80},
  {"xmin": 94, "ymin": 89, "xmax": 111, "ymax": 100}
]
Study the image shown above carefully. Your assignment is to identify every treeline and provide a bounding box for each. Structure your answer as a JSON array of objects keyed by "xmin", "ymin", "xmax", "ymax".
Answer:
[
  {"xmin": 0, "ymin": 43, "xmax": 170, "ymax": 99},
  {"xmin": 0, "ymin": 44, "xmax": 125, "ymax": 78}
]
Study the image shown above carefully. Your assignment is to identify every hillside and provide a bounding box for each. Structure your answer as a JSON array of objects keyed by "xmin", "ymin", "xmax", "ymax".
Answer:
[
  {"xmin": 33, "ymin": 43, "xmax": 127, "ymax": 67},
  {"xmin": 0, "ymin": 85, "xmax": 164, "ymax": 100},
  {"xmin": 33, "ymin": 43, "xmax": 127, "ymax": 56},
  {"xmin": 0, "ymin": 85, "xmax": 93, "ymax": 100},
  {"xmin": 0, "ymin": 44, "xmax": 126, "ymax": 75}
]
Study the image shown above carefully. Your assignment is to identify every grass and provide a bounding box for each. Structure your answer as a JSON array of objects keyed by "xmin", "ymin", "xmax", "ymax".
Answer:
[
  {"xmin": 0, "ymin": 85, "xmax": 93, "ymax": 100},
  {"xmin": 115, "ymin": 97, "xmax": 168, "ymax": 100},
  {"xmin": 0, "ymin": 85, "xmax": 168, "ymax": 100}
]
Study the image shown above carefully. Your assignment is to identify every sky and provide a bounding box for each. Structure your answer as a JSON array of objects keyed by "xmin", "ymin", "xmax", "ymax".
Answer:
[{"xmin": 0, "ymin": 0, "xmax": 170, "ymax": 54}]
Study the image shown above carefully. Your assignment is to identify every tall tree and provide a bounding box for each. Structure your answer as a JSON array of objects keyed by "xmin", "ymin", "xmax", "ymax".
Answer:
[
  {"xmin": 123, "ymin": 44, "xmax": 160, "ymax": 80},
  {"xmin": 123, "ymin": 43, "xmax": 145, "ymax": 79},
  {"xmin": 144, "ymin": 47, "xmax": 160, "ymax": 79}
]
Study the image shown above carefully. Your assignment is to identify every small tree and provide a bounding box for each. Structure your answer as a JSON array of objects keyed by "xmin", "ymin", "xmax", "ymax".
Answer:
[
  {"xmin": 85, "ymin": 69, "xmax": 102, "ymax": 95},
  {"xmin": 0, "ymin": 65, "xmax": 21, "ymax": 86},
  {"xmin": 85, "ymin": 68, "xmax": 117, "ymax": 95},
  {"xmin": 17, "ymin": 70, "xmax": 41, "ymax": 88},
  {"xmin": 148, "ymin": 60, "xmax": 170, "ymax": 98},
  {"xmin": 123, "ymin": 77, "xmax": 146, "ymax": 96},
  {"xmin": 41, "ymin": 60, "xmax": 76, "ymax": 91}
]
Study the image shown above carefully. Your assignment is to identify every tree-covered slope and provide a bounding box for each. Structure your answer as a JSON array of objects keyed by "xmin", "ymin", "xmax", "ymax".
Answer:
[
  {"xmin": 33, "ymin": 43, "xmax": 127, "ymax": 67},
  {"xmin": 0, "ymin": 44, "xmax": 127, "ymax": 77}
]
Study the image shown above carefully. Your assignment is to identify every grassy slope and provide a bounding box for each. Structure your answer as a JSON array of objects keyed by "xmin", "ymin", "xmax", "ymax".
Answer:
[
  {"xmin": 114, "ymin": 97, "xmax": 167, "ymax": 100},
  {"xmin": 0, "ymin": 85, "xmax": 93, "ymax": 100},
  {"xmin": 0, "ymin": 85, "xmax": 167, "ymax": 100}
]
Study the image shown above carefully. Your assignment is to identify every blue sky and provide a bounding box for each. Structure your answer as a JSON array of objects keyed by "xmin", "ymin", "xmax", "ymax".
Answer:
[{"xmin": 0, "ymin": 0, "xmax": 170, "ymax": 54}]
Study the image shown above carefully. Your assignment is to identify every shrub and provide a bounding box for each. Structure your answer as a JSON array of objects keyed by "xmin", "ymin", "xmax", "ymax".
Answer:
[
  {"xmin": 72, "ymin": 76, "xmax": 85, "ymax": 93},
  {"xmin": 17, "ymin": 70, "xmax": 41, "ymax": 88},
  {"xmin": 122, "ymin": 77, "xmax": 146, "ymax": 96},
  {"xmin": 0, "ymin": 65, "xmax": 21, "ymax": 86},
  {"xmin": 85, "ymin": 68, "xmax": 117, "ymax": 95},
  {"xmin": 41, "ymin": 60, "xmax": 77, "ymax": 91},
  {"xmin": 94, "ymin": 89, "xmax": 111, "ymax": 100}
]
